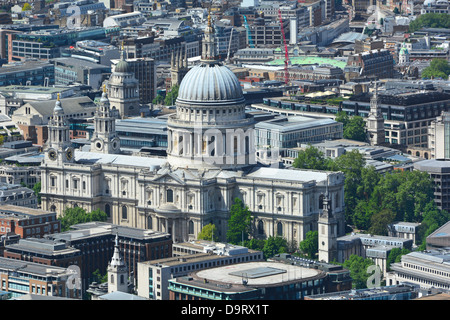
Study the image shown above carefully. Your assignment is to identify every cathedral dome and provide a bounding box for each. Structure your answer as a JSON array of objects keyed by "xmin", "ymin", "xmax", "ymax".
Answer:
[
  {"xmin": 115, "ymin": 60, "xmax": 131, "ymax": 73},
  {"xmin": 176, "ymin": 62, "xmax": 245, "ymax": 106}
]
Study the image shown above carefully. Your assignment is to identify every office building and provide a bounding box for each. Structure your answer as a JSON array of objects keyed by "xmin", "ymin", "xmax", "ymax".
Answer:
[
  {"xmin": 0, "ymin": 61, "xmax": 54, "ymax": 87},
  {"xmin": 0, "ymin": 204, "xmax": 60, "ymax": 239},
  {"xmin": 345, "ymin": 49, "xmax": 394, "ymax": 81},
  {"xmin": 429, "ymin": 112, "xmax": 450, "ymax": 159},
  {"xmin": 386, "ymin": 250, "xmax": 450, "ymax": 291},
  {"xmin": 0, "ymin": 257, "xmax": 79, "ymax": 299},
  {"xmin": 304, "ymin": 283, "xmax": 420, "ymax": 300},
  {"xmin": 53, "ymin": 57, "xmax": 111, "ymax": 90},
  {"xmin": 47, "ymin": 222, "xmax": 172, "ymax": 293},
  {"xmin": 167, "ymin": 259, "xmax": 349, "ymax": 300},
  {"xmin": 414, "ymin": 159, "xmax": 450, "ymax": 213},
  {"xmin": 255, "ymin": 116, "xmax": 343, "ymax": 149},
  {"xmin": 137, "ymin": 241, "xmax": 263, "ymax": 300},
  {"xmin": 3, "ymin": 238, "xmax": 82, "ymax": 270},
  {"xmin": 0, "ymin": 184, "xmax": 38, "ymax": 209},
  {"xmin": 111, "ymin": 57, "xmax": 156, "ymax": 104}
]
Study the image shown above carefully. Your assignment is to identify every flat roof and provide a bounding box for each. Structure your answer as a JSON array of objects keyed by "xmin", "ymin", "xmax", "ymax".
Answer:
[
  {"xmin": 75, "ymin": 150, "xmax": 167, "ymax": 168},
  {"xmin": 194, "ymin": 261, "xmax": 322, "ymax": 286},
  {"xmin": 267, "ymin": 56, "xmax": 347, "ymax": 70},
  {"xmin": 245, "ymin": 166, "xmax": 330, "ymax": 183},
  {"xmin": 0, "ymin": 204, "xmax": 54, "ymax": 218}
]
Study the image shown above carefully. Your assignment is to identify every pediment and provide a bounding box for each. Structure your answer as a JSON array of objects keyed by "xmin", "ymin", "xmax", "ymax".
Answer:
[{"xmin": 152, "ymin": 171, "xmax": 186, "ymax": 185}]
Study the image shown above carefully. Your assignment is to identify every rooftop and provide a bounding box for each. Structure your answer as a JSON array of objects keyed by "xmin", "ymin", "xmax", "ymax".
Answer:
[
  {"xmin": 255, "ymin": 116, "xmax": 338, "ymax": 132},
  {"xmin": 268, "ymin": 56, "xmax": 347, "ymax": 70},
  {"xmin": 51, "ymin": 221, "xmax": 171, "ymax": 242},
  {"xmin": 192, "ymin": 261, "xmax": 322, "ymax": 287},
  {"xmin": 0, "ymin": 204, "xmax": 54, "ymax": 218}
]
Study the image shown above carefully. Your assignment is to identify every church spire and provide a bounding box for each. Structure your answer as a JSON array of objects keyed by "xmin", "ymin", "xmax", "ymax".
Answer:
[{"xmin": 201, "ymin": 13, "xmax": 218, "ymax": 62}]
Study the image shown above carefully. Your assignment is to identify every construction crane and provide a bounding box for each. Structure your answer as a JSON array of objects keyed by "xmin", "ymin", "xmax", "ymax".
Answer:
[
  {"xmin": 226, "ymin": 27, "xmax": 234, "ymax": 63},
  {"xmin": 278, "ymin": 9, "xmax": 290, "ymax": 86},
  {"xmin": 243, "ymin": 15, "xmax": 254, "ymax": 48}
]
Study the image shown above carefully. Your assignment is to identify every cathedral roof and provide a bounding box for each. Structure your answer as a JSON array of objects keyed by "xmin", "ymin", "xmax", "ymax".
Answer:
[
  {"xmin": 176, "ymin": 62, "xmax": 245, "ymax": 105},
  {"xmin": 114, "ymin": 59, "xmax": 131, "ymax": 73}
]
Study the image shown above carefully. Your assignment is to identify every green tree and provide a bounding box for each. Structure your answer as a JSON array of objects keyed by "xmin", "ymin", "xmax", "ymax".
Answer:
[
  {"xmin": 164, "ymin": 84, "xmax": 179, "ymax": 106},
  {"xmin": 22, "ymin": 3, "xmax": 32, "ymax": 11},
  {"xmin": 342, "ymin": 254, "xmax": 376, "ymax": 289},
  {"xmin": 335, "ymin": 111, "xmax": 350, "ymax": 128},
  {"xmin": 32, "ymin": 181, "xmax": 41, "ymax": 204},
  {"xmin": 299, "ymin": 230, "xmax": 318, "ymax": 259},
  {"xmin": 292, "ymin": 145, "xmax": 331, "ymax": 171},
  {"xmin": 416, "ymin": 201, "xmax": 450, "ymax": 248},
  {"xmin": 227, "ymin": 198, "xmax": 252, "ymax": 245},
  {"xmin": 152, "ymin": 94, "xmax": 164, "ymax": 105},
  {"xmin": 262, "ymin": 236, "xmax": 287, "ymax": 259},
  {"xmin": 408, "ymin": 13, "xmax": 450, "ymax": 33},
  {"xmin": 343, "ymin": 116, "xmax": 367, "ymax": 142},
  {"xmin": 334, "ymin": 149, "xmax": 366, "ymax": 221},
  {"xmin": 386, "ymin": 248, "xmax": 410, "ymax": 271},
  {"xmin": 59, "ymin": 207, "xmax": 108, "ymax": 232},
  {"xmin": 198, "ymin": 223, "xmax": 219, "ymax": 242},
  {"xmin": 422, "ymin": 59, "xmax": 450, "ymax": 79},
  {"xmin": 245, "ymin": 238, "xmax": 266, "ymax": 252},
  {"xmin": 92, "ymin": 268, "xmax": 108, "ymax": 284},
  {"xmin": 368, "ymin": 208, "xmax": 396, "ymax": 236}
]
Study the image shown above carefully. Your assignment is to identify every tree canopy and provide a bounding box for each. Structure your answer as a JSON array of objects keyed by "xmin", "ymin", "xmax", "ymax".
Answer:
[
  {"xmin": 422, "ymin": 59, "xmax": 450, "ymax": 80},
  {"xmin": 227, "ymin": 198, "xmax": 253, "ymax": 245},
  {"xmin": 408, "ymin": 13, "xmax": 450, "ymax": 33},
  {"xmin": 335, "ymin": 111, "xmax": 368, "ymax": 142},
  {"xmin": 292, "ymin": 145, "xmax": 447, "ymax": 245},
  {"xmin": 59, "ymin": 207, "xmax": 108, "ymax": 232},
  {"xmin": 292, "ymin": 144, "xmax": 331, "ymax": 171},
  {"xmin": 164, "ymin": 84, "xmax": 179, "ymax": 106},
  {"xmin": 198, "ymin": 223, "xmax": 219, "ymax": 242},
  {"xmin": 299, "ymin": 230, "xmax": 318, "ymax": 259},
  {"xmin": 342, "ymin": 254, "xmax": 376, "ymax": 289}
]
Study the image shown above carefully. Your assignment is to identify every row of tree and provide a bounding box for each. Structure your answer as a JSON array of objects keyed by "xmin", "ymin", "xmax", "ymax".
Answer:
[
  {"xmin": 408, "ymin": 13, "xmax": 450, "ymax": 33},
  {"xmin": 292, "ymin": 145, "xmax": 450, "ymax": 249}
]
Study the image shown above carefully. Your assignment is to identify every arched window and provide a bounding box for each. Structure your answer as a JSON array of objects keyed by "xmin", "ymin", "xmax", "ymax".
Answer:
[
  {"xmin": 166, "ymin": 189, "xmax": 174, "ymax": 203},
  {"xmin": 188, "ymin": 220, "xmax": 194, "ymax": 234},
  {"xmin": 277, "ymin": 222, "xmax": 283, "ymax": 236},
  {"xmin": 122, "ymin": 206, "xmax": 127, "ymax": 220},
  {"xmin": 105, "ymin": 204, "xmax": 111, "ymax": 218},
  {"xmin": 120, "ymin": 275, "xmax": 124, "ymax": 285},
  {"xmin": 50, "ymin": 205, "xmax": 56, "ymax": 212},
  {"xmin": 258, "ymin": 220, "xmax": 264, "ymax": 235},
  {"xmin": 319, "ymin": 194, "xmax": 324, "ymax": 209},
  {"xmin": 110, "ymin": 274, "xmax": 114, "ymax": 284}
]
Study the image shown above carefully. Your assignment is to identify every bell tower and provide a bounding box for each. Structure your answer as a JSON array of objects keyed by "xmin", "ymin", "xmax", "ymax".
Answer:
[
  {"xmin": 107, "ymin": 234, "xmax": 129, "ymax": 294},
  {"xmin": 318, "ymin": 177, "xmax": 338, "ymax": 263},
  {"xmin": 45, "ymin": 93, "xmax": 74, "ymax": 166},
  {"xmin": 91, "ymin": 85, "xmax": 121, "ymax": 154},
  {"xmin": 367, "ymin": 82, "xmax": 385, "ymax": 146}
]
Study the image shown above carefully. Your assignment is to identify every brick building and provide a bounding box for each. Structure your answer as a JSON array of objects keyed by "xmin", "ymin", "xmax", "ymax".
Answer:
[
  {"xmin": 344, "ymin": 49, "xmax": 394, "ymax": 81},
  {"xmin": 0, "ymin": 204, "xmax": 60, "ymax": 239},
  {"xmin": 3, "ymin": 237, "xmax": 82, "ymax": 269},
  {"xmin": 46, "ymin": 222, "xmax": 172, "ymax": 293}
]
